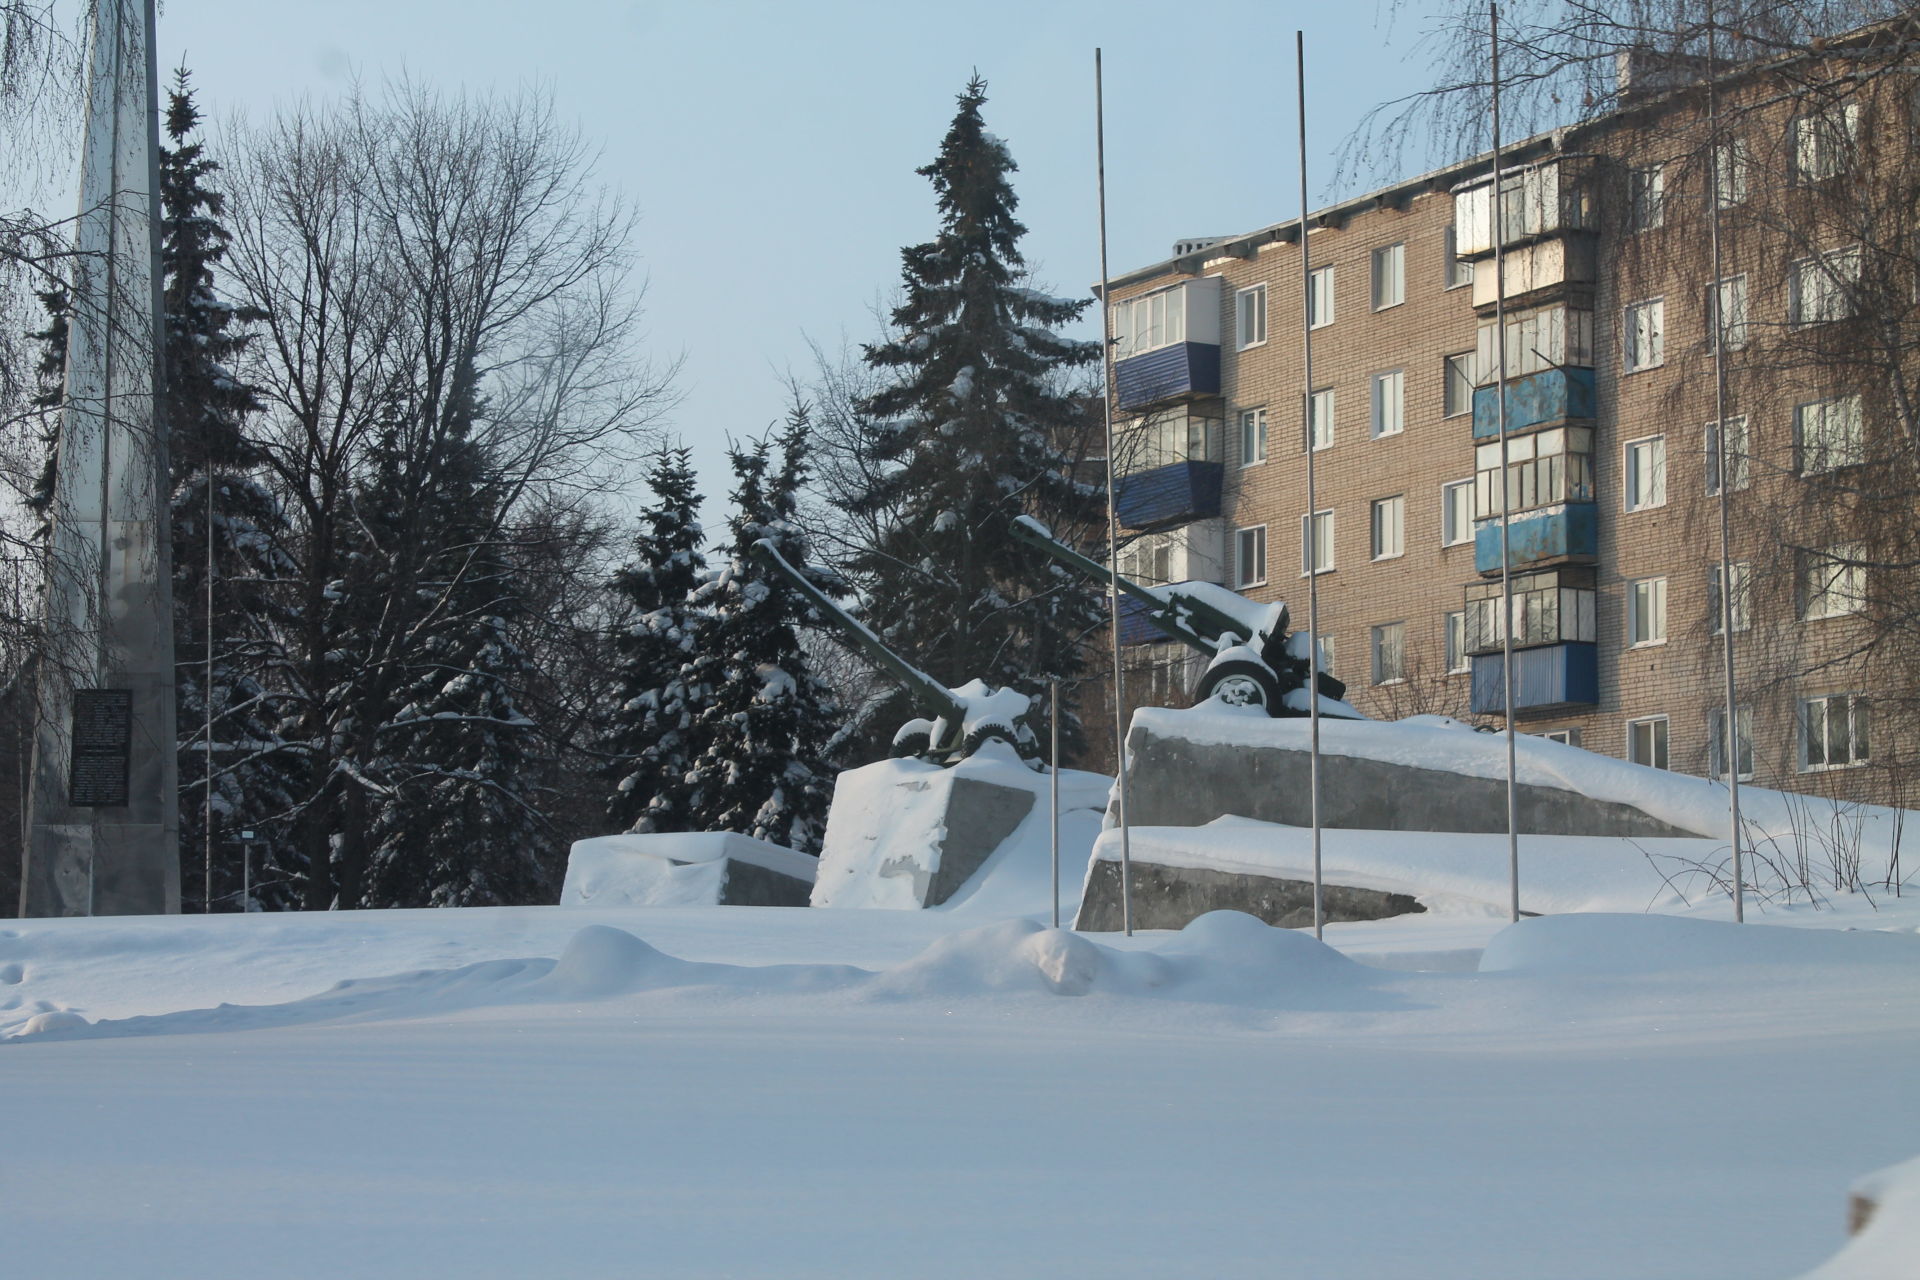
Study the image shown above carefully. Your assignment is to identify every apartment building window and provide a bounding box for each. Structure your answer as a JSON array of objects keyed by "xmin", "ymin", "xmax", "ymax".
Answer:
[
  {"xmin": 1478, "ymin": 305, "xmax": 1595, "ymax": 381},
  {"xmin": 1371, "ymin": 243, "xmax": 1405, "ymax": 311},
  {"xmin": 1444, "ymin": 353, "xmax": 1475, "ymax": 418},
  {"xmin": 1370, "ymin": 370, "xmax": 1405, "ymax": 438},
  {"xmin": 1802, "ymin": 693, "xmax": 1869, "ymax": 770},
  {"xmin": 1801, "ymin": 544, "xmax": 1865, "ymax": 619},
  {"xmin": 1624, "ymin": 436, "xmax": 1667, "ymax": 512},
  {"xmin": 1628, "ymin": 164, "xmax": 1666, "ymax": 231},
  {"xmin": 1301, "ymin": 509, "xmax": 1335, "ymax": 576},
  {"xmin": 1476, "ymin": 427, "xmax": 1594, "ymax": 518},
  {"xmin": 1708, "ymin": 275, "xmax": 1748, "ymax": 351},
  {"xmin": 1536, "ymin": 728, "xmax": 1581, "ymax": 746},
  {"xmin": 1235, "ymin": 524, "xmax": 1268, "ymax": 588},
  {"xmin": 1445, "ymin": 611, "xmax": 1469, "ymax": 673},
  {"xmin": 1710, "ymin": 706, "xmax": 1755, "ymax": 781},
  {"xmin": 1305, "ymin": 387, "xmax": 1334, "ymax": 451},
  {"xmin": 1314, "ymin": 634, "xmax": 1336, "ymax": 681},
  {"xmin": 1120, "ymin": 535, "xmax": 1174, "ymax": 585},
  {"xmin": 1441, "ymin": 480, "xmax": 1474, "ymax": 546},
  {"xmin": 1797, "ymin": 395, "xmax": 1864, "ymax": 473},
  {"xmin": 1370, "ymin": 495, "xmax": 1405, "ymax": 560},
  {"xmin": 1112, "ymin": 285, "xmax": 1186, "ymax": 357},
  {"xmin": 1623, "ymin": 298, "xmax": 1665, "ymax": 372},
  {"xmin": 1791, "ymin": 101, "xmax": 1860, "ymax": 183},
  {"xmin": 1790, "ymin": 247, "xmax": 1861, "ymax": 324},
  {"xmin": 1708, "ymin": 562, "xmax": 1752, "ymax": 635},
  {"xmin": 1116, "ymin": 407, "xmax": 1222, "ymax": 475},
  {"xmin": 1704, "ymin": 417, "xmax": 1750, "ymax": 495},
  {"xmin": 1236, "ymin": 283, "xmax": 1268, "ymax": 349},
  {"xmin": 1239, "ymin": 408, "xmax": 1268, "ymax": 466},
  {"xmin": 1464, "ymin": 568, "xmax": 1597, "ymax": 653},
  {"xmin": 1714, "ymin": 137, "xmax": 1751, "ymax": 208},
  {"xmin": 1308, "ymin": 265, "xmax": 1335, "ymax": 328},
  {"xmin": 1628, "ymin": 577, "xmax": 1668, "ymax": 647},
  {"xmin": 1371, "ymin": 622, "xmax": 1407, "ymax": 684},
  {"xmin": 1627, "ymin": 716, "xmax": 1670, "ymax": 770},
  {"xmin": 1443, "ymin": 225, "xmax": 1474, "ymax": 289}
]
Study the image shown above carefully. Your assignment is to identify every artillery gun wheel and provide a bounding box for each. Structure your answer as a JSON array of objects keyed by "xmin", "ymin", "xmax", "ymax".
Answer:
[
  {"xmin": 891, "ymin": 718, "xmax": 936, "ymax": 759},
  {"xmin": 1196, "ymin": 658, "xmax": 1283, "ymax": 712},
  {"xmin": 960, "ymin": 722, "xmax": 1021, "ymax": 756}
]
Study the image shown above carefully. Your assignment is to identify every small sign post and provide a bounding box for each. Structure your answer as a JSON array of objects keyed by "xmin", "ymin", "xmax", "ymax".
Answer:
[{"xmin": 68, "ymin": 688, "xmax": 133, "ymax": 808}]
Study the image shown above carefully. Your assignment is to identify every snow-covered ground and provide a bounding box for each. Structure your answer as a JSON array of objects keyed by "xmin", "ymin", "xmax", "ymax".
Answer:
[{"xmin": 5, "ymin": 874, "xmax": 1917, "ymax": 1278}]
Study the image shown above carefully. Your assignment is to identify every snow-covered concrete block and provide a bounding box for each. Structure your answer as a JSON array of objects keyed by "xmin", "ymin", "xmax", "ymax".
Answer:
[
  {"xmin": 813, "ymin": 747, "xmax": 1111, "ymax": 910},
  {"xmin": 1076, "ymin": 857, "xmax": 1423, "ymax": 932},
  {"xmin": 560, "ymin": 833, "xmax": 815, "ymax": 908}
]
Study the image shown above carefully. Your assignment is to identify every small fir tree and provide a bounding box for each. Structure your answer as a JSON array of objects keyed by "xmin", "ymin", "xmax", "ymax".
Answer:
[
  {"xmin": 682, "ymin": 411, "xmax": 844, "ymax": 853},
  {"xmin": 848, "ymin": 75, "xmax": 1104, "ymax": 760},
  {"xmin": 600, "ymin": 445, "xmax": 713, "ymax": 834}
]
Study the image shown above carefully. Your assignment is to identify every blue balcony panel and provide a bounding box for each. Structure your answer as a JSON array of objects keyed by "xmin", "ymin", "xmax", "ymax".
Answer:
[
  {"xmin": 1114, "ymin": 460, "xmax": 1223, "ymax": 531},
  {"xmin": 1472, "ymin": 366, "xmax": 1596, "ymax": 439},
  {"xmin": 1470, "ymin": 642, "xmax": 1599, "ymax": 715},
  {"xmin": 1474, "ymin": 503, "xmax": 1597, "ymax": 575},
  {"xmin": 1117, "ymin": 595, "xmax": 1162, "ymax": 647},
  {"xmin": 1115, "ymin": 342, "xmax": 1222, "ymax": 411}
]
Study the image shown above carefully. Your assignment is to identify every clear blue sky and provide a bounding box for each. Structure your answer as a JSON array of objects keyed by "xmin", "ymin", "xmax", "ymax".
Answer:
[{"xmin": 151, "ymin": 0, "xmax": 1460, "ymax": 522}]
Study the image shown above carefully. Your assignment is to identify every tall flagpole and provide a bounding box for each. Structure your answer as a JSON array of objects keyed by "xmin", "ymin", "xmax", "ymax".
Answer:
[
  {"xmin": 1094, "ymin": 48, "xmax": 1134, "ymax": 936},
  {"xmin": 1705, "ymin": 8, "xmax": 1745, "ymax": 922},
  {"xmin": 1491, "ymin": 2, "xmax": 1522, "ymax": 924},
  {"xmin": 1297, "ymin": 32, "xmax": 1326, "ymax": 941}
]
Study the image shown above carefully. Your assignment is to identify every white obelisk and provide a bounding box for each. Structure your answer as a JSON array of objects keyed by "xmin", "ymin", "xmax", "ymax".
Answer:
[{"xmin": 19, "ymin": 0, "xmax": 178, "ymax": 916}]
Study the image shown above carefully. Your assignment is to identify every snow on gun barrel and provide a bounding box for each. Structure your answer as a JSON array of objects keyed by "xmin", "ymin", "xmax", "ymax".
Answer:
[
  {"xmin": 1007, "ymin": 515, "xmax": 1360, "ymax": 718},
  {"xmin": 747, "ymin": 540, "xmax": 1040, "ymax": 765}
]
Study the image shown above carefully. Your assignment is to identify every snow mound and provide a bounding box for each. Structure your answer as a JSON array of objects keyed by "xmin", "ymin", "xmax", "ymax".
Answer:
[
  {"xmin": 534, "ymin": 924, "xmax": 682, "ymax": 997},
  {"xmin": 869, "ymin": 918, "xmax": 1111, "ymax": 997},
  {"xmin": 1480, "ymin": 913, "xmax": 1920, "ymax": 975},
  {"xmin": 1798, "ymin": 1153, "xmax": 1920, "ymax": 1279}
]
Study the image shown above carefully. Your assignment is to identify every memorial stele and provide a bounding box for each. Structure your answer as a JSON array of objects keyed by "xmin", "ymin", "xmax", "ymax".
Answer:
[{"xmin": 19, "ymin": 0, "xmax": 179, "ymax": 916}]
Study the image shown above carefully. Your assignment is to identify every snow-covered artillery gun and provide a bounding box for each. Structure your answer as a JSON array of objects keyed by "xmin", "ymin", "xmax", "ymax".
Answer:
[
  {"xmin": 1009, "ymin": 516, "xmax": 1357, "ymax": 718},
  {"xmin": 748, "ymin": 540, "xmax": 1040, "ymax": 765}
]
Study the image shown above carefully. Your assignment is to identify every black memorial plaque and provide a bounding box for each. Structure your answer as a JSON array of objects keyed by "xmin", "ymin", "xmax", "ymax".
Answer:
[{"xmin": 68, "ymin": 688, "xmax": 133, "ymax": 807}]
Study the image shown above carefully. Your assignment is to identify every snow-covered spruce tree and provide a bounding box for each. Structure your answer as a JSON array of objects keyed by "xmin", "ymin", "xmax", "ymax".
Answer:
[
  {"xmin": 682, "ymin": 412, "xmax": 844, "ymax": 853},
  {"xmin": 160, "ymin": 69, "xmax": 303, "ymax": 911},
  {"xmin": 847, "ymin": 75, "xmax": 1104, "ymax": 761},
  {"xmin": 600, "ymin": 445, "xmax": 713, "ymax": 834},
  {"xmin": 355, "ymin": 391, "xmax": 554, "ymax": 909}
]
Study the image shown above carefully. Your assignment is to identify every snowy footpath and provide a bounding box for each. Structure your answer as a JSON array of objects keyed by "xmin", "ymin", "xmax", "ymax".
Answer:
[{"xmin": 4, "ymin": 878, "xmax": 1918, "ymax": 1280}]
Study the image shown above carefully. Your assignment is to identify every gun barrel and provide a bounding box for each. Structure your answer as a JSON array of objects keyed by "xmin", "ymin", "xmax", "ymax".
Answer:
[{"xmin": 1009, "ymin": 515, "xmax": 1254, "ymax": 651}]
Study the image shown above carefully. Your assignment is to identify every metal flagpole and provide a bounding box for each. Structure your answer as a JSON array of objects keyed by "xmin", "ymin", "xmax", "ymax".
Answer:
[
  {"xmin": 1296, "ymin": 31, "xmax": 1326, "ymax": 941},
  {"xmin": 1095, "ymin": 48, "xmax": 1134, "ymax": 936},
  {"xmin": 205, "ymin": 453, "xmax": 215, "ymax": 911},
  {"xmin": 1705, "ymin": 9, "xmax": 1745, "ymax": 923},
  {"xmin": 1050, "ymin": 675, "xmax": 1062, "ymax": 929},
  {"xmin": 1491, "ymin": 2, "xmax": 1522, "ymax": 925}
]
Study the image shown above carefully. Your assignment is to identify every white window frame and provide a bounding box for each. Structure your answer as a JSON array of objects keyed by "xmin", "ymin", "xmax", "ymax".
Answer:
[
  {"xmin": 1235, "ymin": 283, "xmax": 1268, "ymax": 350},
  {"xmin": 1792, "ymin": 102, "xmax": 1861, "ymax": 184},
  {"xmin": 1627, "ymin": 576, "xmax": 1668, "ymax": 648},
  {"xmin": 1441, "ymin": 480, "xmax": 1474, "ymax": 547},
  {"xmin": 1444, "ymin": 611, "xmax": 1469, "ymax": 674},
  {"xmin": 1239, "ymin": 407, "xmax": 1268, "ymax": 467},
  {"xmin": 1708, "ymin": 562, "xmax": 1752, "ymax": 635},
  {"xmin": 1714, "ymin": 137, "xmax": 1751, "ymax": 209},
  {"xmin": 1627, "ymin": 715, "xmax": 1671, "ymax": 770},
  {"xmin": 1623, "ymin": 297, "xmax": 1665, "ymax": 373},
  {"xmin": 1307, "ymin": 265, "xmax": 1335, "ymax": 329},
  {"xmin": 1708, "ymin": 275, "xmax": 1748, "ymax": 352},
  {"xmin": 1301, "ymin": 509, "xmax": 1335, "ymax": 577},
  {"xmin": 1234, "ymin": 524, "xmax": 1269, "ymax": 589},
  {"xmin": 1536, "ymin": 728, "xmax": 1581, "ymax": 746},
  {"xmin": 1370, "ymin": 621, "xmax": 1407, "ymax": 685},
  {"xmin": 1305, "ymin": 387, "xmax": 1334, "ymax": 452},
  {"xmin": 1370, "ymin": 495, "xmax": 1405, "ymax": 561},
  {"xmin": 1629, "ymin": 163, "xmax": 1666, "ymax": 232},
  {"xmin": 1710, "ymin": 705, "xmax": 1756, "ymax": 782},
  {"xmin": 1796, "ymin": 395, "xmax": 1864, "ymax": 474},
  {"xmin": 1704, "ymin": 416, "xmax": 1750, "ymax": 496},
  {"xmin": 1623, "ymin": 436, "xmax": 1667, "ymax": 512},
  {"xmin": 1370, "ymin": 370, "xmax": 1405, "ymax": 439},
  {"xmin": 1443, "ymin": 226, "xmax": 1473, "ymax": 290},
  {"xmin": 1801, "ymin": 693, "xmax": 1869, "ymax": 771},
  {"xmin": 1111, "ymin": 285, "xmax": 1187, "ymax": 359},
  {"xmin": 1790, "ymin": 247, "xmax": 1862, "ymax": 325},
  {"xmin": 1371, "ymin": 243, "xmax": 1406, "ymax": 311},
  {"xmin": 1801, "ymin": 544, "xmax": 1866, "ymax": 620},
  {"xmin": 1444, "ymin": 352, "xmax": 1475, "ymax": 418}
]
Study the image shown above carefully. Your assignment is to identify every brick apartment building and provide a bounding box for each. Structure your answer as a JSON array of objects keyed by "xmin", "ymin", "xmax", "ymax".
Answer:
[{"xmin": 1096, "ymin": 20, "xmax": 1920, "ymax": 808}]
